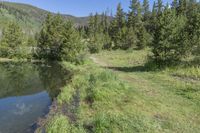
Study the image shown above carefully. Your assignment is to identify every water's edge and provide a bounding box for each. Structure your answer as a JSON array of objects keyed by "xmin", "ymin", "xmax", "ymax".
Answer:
[
  {"xmin": 34, "ymin": 65, "xmax": 73, "ymax": 133},
  {"xmin": 0, "ymin": 61, "xmax": 72, "ymax": 133}
]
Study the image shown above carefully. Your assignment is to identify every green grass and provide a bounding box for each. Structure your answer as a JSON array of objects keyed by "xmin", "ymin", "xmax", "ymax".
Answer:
[
  {"xmin": 39, "ymin": 49, "xmax": 200, "ymax": 133},
  {"xmin": 171, "ymin": 66, "xmax": 200, "ymax": 80},
  {"xmin": 93, "ymin": 50, "xmax": 200, "ymax": 132},
  {"xmin": 45, "ymin": 115, "xmax": 86, "ymax": 133}
]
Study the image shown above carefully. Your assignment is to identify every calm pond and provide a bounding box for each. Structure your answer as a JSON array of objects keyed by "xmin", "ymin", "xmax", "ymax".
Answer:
[{"xmin": 0, "ymin": 62, "xmax": 70, "ymax": 133}]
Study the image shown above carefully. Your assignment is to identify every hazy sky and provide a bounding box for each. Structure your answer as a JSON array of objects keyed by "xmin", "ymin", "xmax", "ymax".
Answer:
[{"xmin": 4, "ymin": 0, "xmax": 172, "ymax": 17}]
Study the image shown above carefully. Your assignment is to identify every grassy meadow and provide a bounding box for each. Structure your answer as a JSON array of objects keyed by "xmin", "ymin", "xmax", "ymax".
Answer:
[{"xmin": 35, "ymin": 49, "xmax": 200, "ymax": 133}]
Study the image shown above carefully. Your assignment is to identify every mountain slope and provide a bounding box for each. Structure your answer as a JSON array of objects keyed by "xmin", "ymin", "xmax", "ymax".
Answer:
[{"xmin": 0, "ymin": 1, "xmax": 89, "ymax": 35}]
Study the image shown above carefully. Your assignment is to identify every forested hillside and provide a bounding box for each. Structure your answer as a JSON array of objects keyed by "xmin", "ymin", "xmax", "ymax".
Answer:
[{"xmin": 0, "ymin": 1, "xmax": 89, "ymax": 35}]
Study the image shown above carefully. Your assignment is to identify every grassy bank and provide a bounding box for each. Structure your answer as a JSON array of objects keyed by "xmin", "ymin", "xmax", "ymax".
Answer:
[{"xmin": 36, "ymin": 50, "xmax": 200, "ymax": 133}]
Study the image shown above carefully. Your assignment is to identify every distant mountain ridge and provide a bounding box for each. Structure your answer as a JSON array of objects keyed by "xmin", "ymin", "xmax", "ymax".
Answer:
[{"xmin": 0, "ymin": 1, "xmax": 90, "ymax": 35}]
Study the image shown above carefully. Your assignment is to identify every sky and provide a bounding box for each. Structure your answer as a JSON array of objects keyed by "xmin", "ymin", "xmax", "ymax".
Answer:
[{"xmin": 4, "ymin": 0, "xmax": 172, "ymax": 17}]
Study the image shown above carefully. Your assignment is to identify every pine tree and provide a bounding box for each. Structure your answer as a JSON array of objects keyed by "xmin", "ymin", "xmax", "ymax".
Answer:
[
  {"xmin": 137, "ymin": 25, "xmax": 151, "ymax": 49},
  {"xmin": 157, "ymin": 0, "xmax": 163, "ymax": 15},
  {"xmin": 186, "ymin": 2, "xmax": 200, "ymax": 55},
  {"xmin": 135, "ymin": 2, "xmax": 143, "ymax": 28},
  {"xmin": 178, "ymin": 0, "xmax": 187, "ymax": 15},
  {"xmin": 61, "ymin": 21, "xmax": 84, "ymax": 63},
  {"xmin": 100, "ymin": 11, "xmax": 110, "ymax": 34},
  {"xmin": 94, "ymin": 13, "xmax": 99, "ymax": 33},
  {"xmin": 27, "ymin": 36, "xmax": 37, "ymax": 47},
  {"xmin": 152, "ymin": 1, "xmax": 157, "ymax": 17},
  {"xmin": 104, "ymin": 10, "xmax": 110, "ymax": 33},
  {"xmin": 100, "ymin": 11, "xmax": 112, "ymax": 50},
  {"xmin": 135, "ymin": 2, "xmax": 149, "ymax": 49},
  {"xmin": 187, "ymin": 0, "xmax": 198, "ymax": 17},
  {"xmin": 37, "ymin": 13, "xmax": 65, "ymax": 60},
  {"xmin": 149, "ymin": 1, "xmax": 157, "ymax": 34},
  {"xmin": 143, "ymin": 0, "xmax": 150, "ymax": 22},
  {"xmin": 110, "ymin": 3, "xmax": 126, "ymax": 49},
  {"xmin": 128, "ymin": 0, "xmax": 138, "ymax": 27},
  {"xmin": 100, "ymin": 12, "xmax": 105, "ymax": 33},
  {"xmin": 87, "ymin": 12, "xmax": 106, "ymax": 53},
  {"xmin": 128, "ymin": 1, "xmax": 150, "ymax": 49},
  {"xmin": 152, "ymin": 7, "xmax": 189, "ymax": 66},
  {"xmin": 37, "ymin": 13, "xmax": 83, "ymax": 62},
  {"xmin": 171, "ymin": 0, "xmax": 178, "ymax": 10},
  {"xmin": 0, "ymin": 22, "xmax": 24, "ymax": 58},
  {"xmin": 124, "ymin": 27, "xmax": 138, "ymax": 50},
  {"xmin": 88, "ymin": 13, "xmax": 95, "ymax": 36},
  {"xmin": 115, "ymin": 3, "xmax": 126, "ymax": 29},
  {"xmin": 143, "ymin": 0, "xmax": 151, "ymax": 33}
]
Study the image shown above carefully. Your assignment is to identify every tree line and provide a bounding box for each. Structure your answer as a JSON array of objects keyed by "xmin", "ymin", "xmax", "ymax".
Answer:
[
  {"xmin": 0, "ymin": 14, "xmax": 84, "ymax": 63},
  {"xmin": 1, "ymin": 0, "xmax": 200, "ymax": 67},
  {"xmin": 85, "ymin": 0, "xmax": 200, "ymax": 67}
]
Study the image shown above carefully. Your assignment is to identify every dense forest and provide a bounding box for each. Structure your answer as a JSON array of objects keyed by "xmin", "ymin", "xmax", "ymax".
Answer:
[{"xmin": 1, "ymin": 0, "xmax": 200, "ymax": 67}]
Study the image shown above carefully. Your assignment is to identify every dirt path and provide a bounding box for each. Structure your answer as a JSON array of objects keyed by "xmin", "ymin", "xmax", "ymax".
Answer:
[
  {"xmin": 90, "ymin": 55, "xmax": 147, "ymax": 84},
  {"xmin": 90, "ymin": 56, "xmax": 109, "ymax": 67}
]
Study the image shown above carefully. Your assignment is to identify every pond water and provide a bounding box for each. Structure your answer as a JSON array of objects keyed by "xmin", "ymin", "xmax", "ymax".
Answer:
[{"xmin": 0, "ymin": 62, "xmax": 70, "ymax": 133}]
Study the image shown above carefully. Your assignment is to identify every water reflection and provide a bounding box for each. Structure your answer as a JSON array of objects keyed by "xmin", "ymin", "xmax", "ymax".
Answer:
[
  {"xmin": 0, "ymin": 62, "xmax": 70, "ymax": 99},
  {"xmin": 0, "ymin": 62, "xmax": 70, "ymax": 133},
  {"xmin": 36, "ymin": 62, "xmax": 71, "ymax": 99}
]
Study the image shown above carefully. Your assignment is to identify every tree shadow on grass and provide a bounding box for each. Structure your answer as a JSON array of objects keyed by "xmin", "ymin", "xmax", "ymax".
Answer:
[
  {"xmin": 105, "ymin": 65, "xmax": 147, "ymax": 73},
  {"xmin": 104, "ymin": 57, "xmax": 200, "ymax": 73},
  {"xmin": 103, "ymin": 59, "xmax": 163, "ymax": 72}
]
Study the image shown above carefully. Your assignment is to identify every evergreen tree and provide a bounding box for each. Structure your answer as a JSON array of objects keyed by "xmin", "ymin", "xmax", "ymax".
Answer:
[
  {"xmin": 137, "ymin": 25, "xmax": 151, "ymax": 49},
  {"xmin": 94, "ymin": 13, "xmax": 99, "ymax": 33},
  {"xmin": 115, "ymin": 3, "xmax": 126, "ymax": 29},
  {"xmin": 157, "ymin": 0, "xmax": 163, "ymax": 15},
  {"xmin": 104, "ymin": 10, "xmax": 110, "ymax": 33},
  {"xmin": 143, "ymin": 0, "xmax": 150, "ymax": 22},
  {"xmin": 88, "ymin": 13, "xmax": 95, "ymax": 36},
  {"xmin": 27, "ymin": 36, "xmax": 37, "ymax": 47},
  {"xmin": 110, "ymin": 3, "xmax": 126, "ymax": 49},
  {"xmin": 128, "ymin": 1, "xmax": 150, "ymax": 49},
  {"xmin": 187, "ymin": 0, "xmax": 198, "ymax": 17},
  {"xmin": 0, "ymin": 22, "xmax": 24, "ymax": 58},
  {"xmin": 77, "ymin": 26, "xmax": 87, "ymax": 38},
  {"xmin": 87, "ymin": 12, "xmax": 107, "ymax": 53},
  {"xmin": 128, "ymin": 0, "xmax": 138, "ymax": 27},
  {"xmin": 152, "ymin": 7, "xmax": 189, "ymax": 66},
  {"xmin": 143, "ymin": 0, "xmax": 151, "ymax": 34},
  {"xmin": 135, "ymin": 2, "xmax": 150, "ymax": 49},
  {"xmin": 100, "ymin": 11, "xmax": 110, "ymax": 34},
  {"xmin": 124, "ymin": 27, "xmax": 138, "ymax": 50},
  {"xmin": 171, "ymin": 0, "xmax": 178, "ymax": 10},
  {"xmin": 37, "ymin": 13, "xmax": 83, "ymax": 62},
  {"xmin": 100, "ymin": 12, "xmax": 105, "ymax": 32},
  {"xmin": 152, "ymin": 1, "xmax": 157, "ymax": 17},
  {"xmin": 134, "ymin": 2, "xmax": 143, "ymax": 28},
  {"xmin": 186, "ymin": 5, "xmax": 200, "ymax": 55},
  {"xmin": 100, "ymin": 11, "xmax": 112, "ymax": 50},
  {"xmin": 61, "ymin": 21, "xmax": 84, "ymax": 63},
  {"xmin": 149, "ymin": 1, "xmax": 158, "ymax": 34},
  {"xmin": 37, "ymin": 13, "xmax": 65, "ymax": 60},
  {"xmin": 87, "ymin": 33, "xmax": 104, "ymax": 53},
  {"xmin": 178, "ymin": 0, "xmax": 187, "ymax": 15}
]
